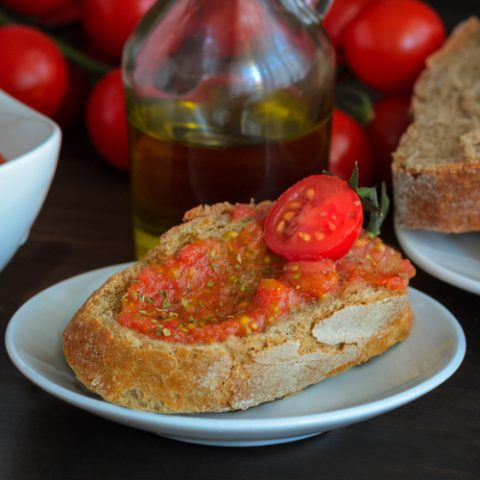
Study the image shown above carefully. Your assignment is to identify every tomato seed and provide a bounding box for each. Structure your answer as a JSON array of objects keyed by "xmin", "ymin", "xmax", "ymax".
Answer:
[
  {"xmin": 298, "ymin": 232, "xmax": 311, "ymax": 241},
  {"xmin": 327, "ymin": 222, "xmax": 337, "ymax": 231}
]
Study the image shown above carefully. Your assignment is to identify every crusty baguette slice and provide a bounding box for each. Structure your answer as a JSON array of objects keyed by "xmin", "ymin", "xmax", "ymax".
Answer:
[
  {"xmin": 392, "ymin": 17, "xmax": 480, "ymax": 232},
  {"xmin": 63, "ymin": 202, "xmax": 413, "ymax": 414}
]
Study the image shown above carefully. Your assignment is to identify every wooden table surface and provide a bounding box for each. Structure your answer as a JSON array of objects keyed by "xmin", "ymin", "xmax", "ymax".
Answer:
[{"xmin": 1, "ymin": 1, "xmax": 479, "ymax": 478}]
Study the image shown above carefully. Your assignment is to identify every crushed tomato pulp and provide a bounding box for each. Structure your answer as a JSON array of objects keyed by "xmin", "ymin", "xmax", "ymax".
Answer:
[{"xmin": 118, "ymin": 205, "xmax": 415, "ymax": 344}]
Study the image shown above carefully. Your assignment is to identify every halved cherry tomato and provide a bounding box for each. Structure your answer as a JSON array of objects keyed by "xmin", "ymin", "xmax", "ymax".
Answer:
[{"xmin": 264, "ymin": 175, "xmax": 363, "ymax": 261}]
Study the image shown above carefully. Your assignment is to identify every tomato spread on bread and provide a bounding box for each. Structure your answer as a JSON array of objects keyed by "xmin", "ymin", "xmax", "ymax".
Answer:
[{"xmin": 118, "ymin": 203, "xmax": 415, "ymax": 344}]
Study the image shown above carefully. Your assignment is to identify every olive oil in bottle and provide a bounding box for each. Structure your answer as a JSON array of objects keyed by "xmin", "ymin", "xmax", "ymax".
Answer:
[{"xmin": 123, "ymin": 0, "xmax": 335, "ymax": 257}]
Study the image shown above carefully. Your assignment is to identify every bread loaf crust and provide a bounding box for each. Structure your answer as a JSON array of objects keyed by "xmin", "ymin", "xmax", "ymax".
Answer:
[
  {"xmin": 393, "ymin": 17, "xmax": 480, "ymax": 232},
  {"xmin": 63, "ymin": 203, "xmax": 413, "ymax": 414},
  {"xmin": 393, "ymin": 162, "xmax": 480, "ymax": 232}
]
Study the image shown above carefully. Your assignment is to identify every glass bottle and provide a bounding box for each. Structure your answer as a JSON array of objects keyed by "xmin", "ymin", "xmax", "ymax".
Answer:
[{"xmin": 123, "ymin": 0, "xmax": 335, "ymax": 258}]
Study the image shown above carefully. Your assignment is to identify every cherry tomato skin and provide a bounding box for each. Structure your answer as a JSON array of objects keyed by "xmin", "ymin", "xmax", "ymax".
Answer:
[
  {"xmin": 323, "ymin": 0, "xmax": 374, "ymax": 48},
  {"xmin": 0, "ymin": 26, "xmax": 68, "ymax": 117},
  {"xmin": 264, "ymin": 175, "xmax": 363, "ymax": 261},
  {"xmin": 82, "ymin": 0, "xmax": 156, "ymax": 59},
  {"xmin": 86, "ymin": 69, "xmax": 129, "ymax": 170},
  {"xmin": 344, "ymin": 0, "xmax": 446, "ymax": 93},
  {"xmin": 200, "ymin": 0, "xmax": 271, "ymax": 58},
  {"xmin": 33, "ymin": 0, "xmax": 81, "ymax": 26},
  {"xmin": 329, "ymin": 109, "xmax": 374, "ymax": 187},
  {"xmin": 54, "ymin": 63, "xmax": 91, "ymax": 129},
  {"xmin": 367, "ymin": 97, "xmax": 411, "ymax": 188},
  {"xmin": 2, "ymin": 0, "xmax": 72, "ymax": 16}
]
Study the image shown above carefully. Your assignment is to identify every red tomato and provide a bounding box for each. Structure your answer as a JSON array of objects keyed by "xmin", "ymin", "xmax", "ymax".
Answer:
[
  {"xmin": 264, "ymin": 175, "xmax": 363, "ymax": 261},
  {"xmin": 86, "ymin": 69, "xmax": 129, "ymax": 170},
  {"xmin": 82, "ymin": 0, "xmax": 156, "ymax": 59},
  {"xmin": 329, "ymin": 109, "xmax": 374, "ymax": 187},
  {"xmin": 0, "ymin": 154, "xmax": 6, "ymax": 164},
  {"xmin": 0, "ymin": 26, "xmax": 68, "ymax": 117},
  {"xmin": 343, "ymin": 0, "xmax": 446, "ymax": 92},
  {"xmin": 2, "ymin": 0, "xmax": 72, "ymax": 16},
  {"xmin": 54, "ymin": 63, "xmax": 91, "ymax": 129},
  {"xmin": 201, "ymin": 0, "xmax": 269, "ymax": 58},
  {"xmin": 323, "ymin": 0, "xmax": 375, "ymax": 48},
  {"xmin": 281, "ymin": 259, "xmax": 338, "ymax": 297},
  {"xmin": 367, "ymin": 96, "xmax": 412, "ymax": 188},
  {"xmin": 34, "ymin": 0, "xmax": 81, "ymax": 26}
]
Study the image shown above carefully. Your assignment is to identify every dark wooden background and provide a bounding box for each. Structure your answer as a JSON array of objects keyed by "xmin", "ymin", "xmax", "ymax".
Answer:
[{"xmin": 0, "ymin": 1, "xmax": 479, "ymax": 478}]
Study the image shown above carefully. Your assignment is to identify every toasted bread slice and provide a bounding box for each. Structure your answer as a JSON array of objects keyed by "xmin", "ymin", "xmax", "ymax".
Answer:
[
  {"xmin": 63, "ymin": 202, "xmax": 413, "ymax": 414},
  {"xmin": 392, "ymin": 17, "xmax": 480, "ymax": 232}
]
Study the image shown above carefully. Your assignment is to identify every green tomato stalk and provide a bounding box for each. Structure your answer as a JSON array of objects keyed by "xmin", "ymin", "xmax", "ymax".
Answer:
[{"xmin": 348, "ymin": 164, "xmax": 390, "ymax": 237}]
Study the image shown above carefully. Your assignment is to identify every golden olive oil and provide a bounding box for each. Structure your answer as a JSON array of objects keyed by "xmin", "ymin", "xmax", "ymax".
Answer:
[
  {"xmin": 128, "ymin": 90, "xmax": 332, "ymax": 258},
  {"xmin": 123, "ymin": 0, "xmax": 336, "ymax": 258}
]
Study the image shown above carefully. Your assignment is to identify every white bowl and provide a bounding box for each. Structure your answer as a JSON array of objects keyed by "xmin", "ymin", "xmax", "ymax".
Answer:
[{"xmin": 0, "ymin": 91, "xmax": 61, "ymax": 272}]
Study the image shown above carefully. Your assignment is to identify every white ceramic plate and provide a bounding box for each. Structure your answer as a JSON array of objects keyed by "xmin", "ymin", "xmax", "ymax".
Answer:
[
  {"xmin": 395, "ymin": 218, "xmax": 480, "ymax": 295},
  {"xmin": 5, "ymin": 264, "xmax": 466, "ymax": 447}
]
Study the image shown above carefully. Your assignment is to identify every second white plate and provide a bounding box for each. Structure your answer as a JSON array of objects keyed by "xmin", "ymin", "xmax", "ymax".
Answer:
[
  {"xmin": 5, "ymin": 264, "xmax": 466, "ymax": 447},
  {"xmin": 395, "ymin": 217, "xmax": 480, "ymax": 295}
]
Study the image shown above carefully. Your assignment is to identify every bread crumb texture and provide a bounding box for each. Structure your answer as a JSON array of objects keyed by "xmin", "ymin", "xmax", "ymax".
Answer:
[{"xmin": 63, "ymin": 203, "xmax": 413, "ymax": 414}]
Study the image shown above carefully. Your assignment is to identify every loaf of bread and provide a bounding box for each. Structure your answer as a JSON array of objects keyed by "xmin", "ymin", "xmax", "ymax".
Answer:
[
  {"xmin": 63, "ymin": 202, "xmax": 414, "ymax": 414},
  {"xmin": 392, "ymin": 17, "xmax": 480, "ymax": 232}
]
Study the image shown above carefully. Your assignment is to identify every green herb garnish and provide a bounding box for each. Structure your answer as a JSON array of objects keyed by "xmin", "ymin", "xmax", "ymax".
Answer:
[{"xmin": 348, "ymin": 164, "xmax": 390, "ymax": 237}]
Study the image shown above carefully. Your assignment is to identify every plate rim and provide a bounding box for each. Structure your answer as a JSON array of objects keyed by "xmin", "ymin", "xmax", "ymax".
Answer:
[
  {"xmin": 5, "ymin": 263, "xmax": 466, "ymax": 437},
  {"xmin": 394, "ymin": 217, "xmax": 480, "ymax": 295}
]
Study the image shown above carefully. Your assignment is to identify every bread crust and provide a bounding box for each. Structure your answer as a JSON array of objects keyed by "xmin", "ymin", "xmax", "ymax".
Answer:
[
  {"xmin": 392, "ymin": 162, "xmax": 480, "ymax": 232},
  {"xmin": 393, "ymin": 17, "xmax": 480, "ymax": 232},
  {"xmin": 63, "ymin": 203, "xmax": 413, "ymax": 414}
]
